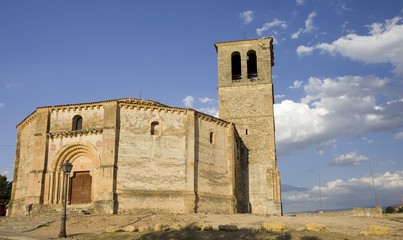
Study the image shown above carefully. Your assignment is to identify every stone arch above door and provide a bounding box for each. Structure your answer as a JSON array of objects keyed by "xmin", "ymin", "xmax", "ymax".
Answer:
[
  {"xmin": 52, "ymin": 142, "xmax": 100, "ymax": 172},
  {"xmin": 46, "ymin": 142, "xmax": 100, "ymax": 205}
]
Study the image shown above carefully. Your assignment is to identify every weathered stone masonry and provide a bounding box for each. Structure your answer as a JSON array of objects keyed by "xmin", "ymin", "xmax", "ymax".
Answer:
[{"xmin": 215, "ymin": 38, "xmax": 281, "ymax": 214}]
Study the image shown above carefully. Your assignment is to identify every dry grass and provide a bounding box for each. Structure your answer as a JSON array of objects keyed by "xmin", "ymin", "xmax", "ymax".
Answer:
[{"xmin": 1, "ymin": 213, "xmax": 402, "ymax": 239}]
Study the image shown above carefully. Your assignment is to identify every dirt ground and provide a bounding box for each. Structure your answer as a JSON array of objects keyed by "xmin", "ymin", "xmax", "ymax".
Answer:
[{"xmin": 0, "ymin": 212, "xmax": 402, "ymax": 240}]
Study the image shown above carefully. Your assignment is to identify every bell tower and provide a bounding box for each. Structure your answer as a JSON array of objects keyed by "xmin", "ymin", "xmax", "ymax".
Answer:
[{"xmin": 215, "ymin": 38, "xmax": 281, "ymax": 215}]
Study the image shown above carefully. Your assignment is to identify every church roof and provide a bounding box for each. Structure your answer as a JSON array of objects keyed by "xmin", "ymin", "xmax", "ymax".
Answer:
[{"xmin": 17, "ymin": 98, "xmax": 229, "ymax": 128}]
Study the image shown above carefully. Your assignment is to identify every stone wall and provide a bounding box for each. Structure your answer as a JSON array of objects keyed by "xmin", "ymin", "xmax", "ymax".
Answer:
[
  {"xmin": 194, "ymin": 114, "xmax": 236, "ymax": 213},
  {"xmin": 8, "ymin": 114, "xmax": 37, "ymax": 216},
  {"xmin": 9, "ymin": 101, "xmax": 118, "ymax": 216},
  {"xmin": 353, "ymin": 206, "xmax": 383, "ymax": 218},
  {"xmin": 116, "ymin": 105, "xmax": 237, "ymax": 214},
  {"xmin": 48, "ymin": 105, "xmax": 104, "ymax": 132},
  {"xmin": 44, "ymin": 106, "xmax": 105, "ymax": 206},
  {"xmin": 296, "ymin": 207, "xmax": 383, "ymax": 218},
  {"xmin": 116, "ymin": 106, "xmax": 191, "ymax": 213}
]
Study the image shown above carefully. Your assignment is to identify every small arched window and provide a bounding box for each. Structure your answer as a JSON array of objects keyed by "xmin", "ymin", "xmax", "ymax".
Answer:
[
  {"xmin": 231, "ymin": 52, "xmax": 242, "ymax": 80},
  {"xmin": 209, "ymin": 131, "xmax": 215, "ymax": 144},
  {"xmin": 247, "ymin": 51, "xmax": 257, "ymax": 79},
  {"xmin": 151, "ymin": 121, "xmax": 160, "ymax": 135},
  {"xmin": 72, "ymin": 115, "xmax": 82, "ymax": 131}
]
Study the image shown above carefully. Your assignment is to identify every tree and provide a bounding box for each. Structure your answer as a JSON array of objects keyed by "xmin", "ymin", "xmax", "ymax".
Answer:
[
  {"xmin": 385, "ymin": 206, "xmax": 395, "ymax": 214},
  {"xmin": 0, "ymin": 175, "xmax": 12, "ymax": 204}
]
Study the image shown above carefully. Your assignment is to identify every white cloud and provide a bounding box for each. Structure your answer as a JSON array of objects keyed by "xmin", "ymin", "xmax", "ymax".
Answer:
[
  {"xmin": 289, "ymin": 80, "xmax": 303, "ymax": 89},
  {"xmin": 291, "ymin": 30, "xmax": 302, "ymax": 39},
  {"xmin": 183, "ymin": 96, "xmax": 218, "ymax": 117},
  {"xmin": 197, "ymin": 107, "xmax": 219, "ymax": 118},
  {"xmin": 296, "ymin": 0, "xmax": 304, "ymax": 5},
  {"xmin": 296, "ymin": 45, "xmax": 314, "ymax": 56},
  {"xmin": 6, "ymin": 83, "xmax": 21, "ymax": 88},
  {"xmin": 316, "ymin": 139, "xmax": 336, "ymax": 155},
  {"xmin": 275, "ymin": 94, "xmax": 285, "ymax": 99},
  {"xmin": 0, "ymin": 170, "xmax": 12, "ymax": 181},
  {"xmin": 283, "ymin": 171, "xmax": 403, "ymax": 213},
  {"xmin": 395, "ymin": 131, "xmax": 403, "ymax": 139},
  {"xmin": 305, "ymin": 12, "xmax": 317, "ymax": 32},
  {"xmin": 315, "ymin": 16, "xmax": 403, "ymax": 76},
  {"xmin": 274, "ymin": 75, "xmax": 403, "ymax": 155},
  {"xmin": 199, "ymin": 97, "xmax": 214, "ymax": 104},
  {"xmin": 0, "ymin": 102, "xmax": 4, "ymax": 108},
  {"xmin": 335, "ymin": 2, "xmax": 352, "ymax": 15},
  {"xmin": 182, "ymin": 96, "xmax": 194, "ymax": 108},
  {"xmin": 292, "ymin": 12, "xmax": 317, "ymax": 39},
  {"xmin": 330, "ymin": 152, "xmax": 369, "ymax": 166},
  {"xmin": 362, "ymin": 137, "xmax": 373, "ymax": 143},
  {"xmin": 256, "ymin": 19, "xmax": 287, "ymax": 36},
  {"xmin": 240, "ymin": 10, "xmax": 254, "ymax": 25}
]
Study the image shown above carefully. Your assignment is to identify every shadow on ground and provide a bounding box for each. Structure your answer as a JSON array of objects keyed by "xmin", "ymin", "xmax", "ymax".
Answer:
[{"xmin": 137, "ymin": 231, "xmax": 324, "ymax": 240}]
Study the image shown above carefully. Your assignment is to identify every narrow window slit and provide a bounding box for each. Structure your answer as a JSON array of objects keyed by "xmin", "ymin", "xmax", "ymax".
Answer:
[{"xmin": 209, "ymin": 132, "xmax": 215, "ymax": 144}]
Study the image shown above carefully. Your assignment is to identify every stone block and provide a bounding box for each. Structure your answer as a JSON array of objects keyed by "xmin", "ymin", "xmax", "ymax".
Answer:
[
  {"xmin": 154, "ymin": 223, "xmax": 170, "ymax": 232},
  {"xmin": 201, "ymin": 224, "xmax": 214, "ymax": 231},
  {"xmin": 138, "ymin": 226, "xmax": 152, "ymax": 233},
  {"xmin": 218, "ymin": 224, "xmax": 238, "ymax": 231},
  {"xmin": 171, "ymin": 224, "xmax": 185, "ymax": 231},
  {"xmin": 124, "ymin": 225, "xmax": 138, "ymax": 232},
  {"xmin": 304, "ymin": 223, "xmax": 329, "ymax": 232},
  {"xmin": 105, "ymin": 226, "xmax": 121, "ymax": 233},
  {"xmin": 186, "ymin": 222, "xmax": 202, "ymax": 231},
  {"xmin": 262, "ymin": 222, "xmax": 287, "ymax": 233},
  {"xmin": 360, "ymin": 225, "xmax": 391, "ymax": 236}
]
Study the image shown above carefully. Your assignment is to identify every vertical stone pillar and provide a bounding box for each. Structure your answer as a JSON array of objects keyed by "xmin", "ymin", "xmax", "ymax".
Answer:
[
  {"xmin": 184, "ymin": 111, "xmax": 196, "ymax": 212},
  {"xmin": 49, "ymin": 171, "xmax": 54, "ymax": 204},
  {"xmin": 227, "ymin": 123, "xmax": 237, "ymax": 213},
  {"xmin": 96, "ymin": 101, "xmax": 119, "ymax": 214},
  {"xmin": 8, "ymin": 129, "xmax": 22, "ymax": 216},
  {"xmin": 55, "ymin": 171, "xmax": 61, "ymax": 204},
  {"xmin": 28, "ymin": 108, "xmax": 50, "ymax": 204}
]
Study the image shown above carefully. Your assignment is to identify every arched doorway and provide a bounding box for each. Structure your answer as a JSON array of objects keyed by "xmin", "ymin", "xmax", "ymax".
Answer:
[
  {"xmin": 47, "ymin": 143, "xmax": 100, "ymax": 205},
  {"xmin": 70, "ymin": 156, "xmax": 93, "ymax": 204}
]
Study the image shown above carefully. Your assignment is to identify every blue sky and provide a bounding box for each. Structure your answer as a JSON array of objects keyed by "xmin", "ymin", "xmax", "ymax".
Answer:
[{"xmin": 1, "ymin": 0, "xmax": 402, "ymax": 213}]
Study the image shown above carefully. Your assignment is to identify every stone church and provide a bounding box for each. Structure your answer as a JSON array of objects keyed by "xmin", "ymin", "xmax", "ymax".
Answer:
[{"xmin": 9, "ymin": 38, "xmax": 282, "ymax": 216}]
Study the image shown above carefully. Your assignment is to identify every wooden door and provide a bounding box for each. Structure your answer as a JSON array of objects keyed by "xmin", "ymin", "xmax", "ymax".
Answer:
[{"xmin": 70, "ymin": 171, "xmax": 92, "ymax": 204}]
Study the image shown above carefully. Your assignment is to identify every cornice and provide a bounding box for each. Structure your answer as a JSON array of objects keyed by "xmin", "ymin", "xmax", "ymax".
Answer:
[
  {"xmin": 48, "ymin": 128, "xmax": 104, "ymax": 139},
  {"xmin": 214, "ymin": 37, "xmax": 273, "ymax": 51},
  {"xmin": 195, "ymin": 111, "xmax": 229, "ymax": 127},
  {"xmin": 119, "ymin": 99, "xmax": 189, "ymax": 115},
  {"xmin": 49, "ymin": 104, "xmax": 104, "ymax": 113},
  {"xmin": 16, "ymin": 110, "xmax": 37, "ymax": 130}
]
